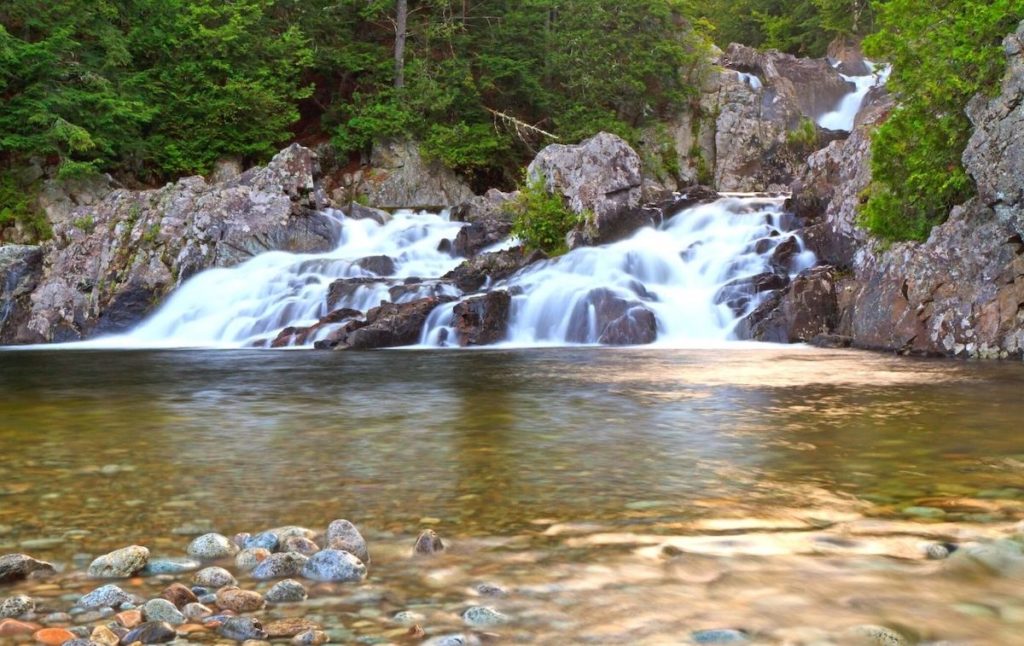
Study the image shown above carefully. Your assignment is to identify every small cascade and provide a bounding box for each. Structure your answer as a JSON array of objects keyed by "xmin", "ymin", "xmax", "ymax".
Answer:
[
  {"xmin": 817, "ymin": 61, "xmax": 891, "ymax": 132},
  {"xmin": 421, "ymin": 197, "xmax": 814, "ymax": 347},
  {"xmin": 117, "ymin": 210, "xmax": 464, "ymax": 348}
]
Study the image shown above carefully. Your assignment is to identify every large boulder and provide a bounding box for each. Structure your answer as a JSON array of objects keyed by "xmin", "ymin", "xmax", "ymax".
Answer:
[
  {"xmin": 527, "ymin": 133, "xmax": 644, "ymax": 247},
  {"xmin": 451, "ymin": 291, "xmax": 512, "ymax": 346},
  {"xmin": 0, "ymin": 245, "xmax": 43, "ymax": 344},
  {"xmin": 14, "ymin": 145, "xmax": 337, "ymax": 344},
  {"xmin": 361, "ymin": 140, "xmax": 475, "ymax": 209},
  {"xmin": 963, "ymin": 21, "xmax": 1024, "ymax": 240}
]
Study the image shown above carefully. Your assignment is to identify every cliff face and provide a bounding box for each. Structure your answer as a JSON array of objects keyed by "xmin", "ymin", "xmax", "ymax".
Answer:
[
  {"xmin": 0, "ymin": 145, "xmax": 336, "ymax": 344},
  {"xmin": 776, "ymin": 21, "xmax": 1024, "ymax": 358}
]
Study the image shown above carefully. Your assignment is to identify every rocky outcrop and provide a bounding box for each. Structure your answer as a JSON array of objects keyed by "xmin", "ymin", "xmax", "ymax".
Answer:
[
  {"xmin": 9, "ymin": 145, "xmax": 335, "ymax": 343},
  {"xmin": 963, "ymin": 21, "xmax": 1024, "ymax": 240},
  {"xmin": 669, "ymin": 44, "xmax": 858, "ymax": 192},
  {"xmin": 360, "ymin": 140, "xmax": 475, "ymax": 210},
  {"xmin": 450, "ymin": 291, "xmax": 512, "ymax": 346},
  {"xmin": 737, "ymin": 267, "xmax": 839, "ymax": 343},
  {"xmin": 450, "ymin": 190, "xmax": 516, "ymax": 257},
  {"xmin": 527, "ymin": 133, "xmax": 645, "ymax": 247},
  {"xmin": 776, "ymin": 21, "xmax": 1024, "ymax": 358},
  {"xmin": 0, "ymin": 245, "xmax": 43, "ymax": 344}
]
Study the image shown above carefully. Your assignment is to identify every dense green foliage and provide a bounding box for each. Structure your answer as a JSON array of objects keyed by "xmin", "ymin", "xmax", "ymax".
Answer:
[
  {"xmin": 696, "ymin": 0, "xmax": 873, "ymax": 56},
  {"xmin": 0, "ymin": 0, "xmax": 709, "ymax": 189},
  {"xmin": 508, "ymin": 179, "xmax": 584, "ymax": 255},
  {"xmin": 860, "ymin": 0, "xmax": 1024, "ymax": 241}
]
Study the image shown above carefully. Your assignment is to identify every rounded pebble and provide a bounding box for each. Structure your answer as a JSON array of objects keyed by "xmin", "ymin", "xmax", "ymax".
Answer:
[
  {"xmin": 193, "ymin": 566, "xmax": 236, "ymax": 588},
  {"xmin": 300, "ymin": 550, "xmax": 366, "ymax": 583},
  {"xmin": 87, "ymin": 545, "xmax": 149, "ymax": 578},
  {"xmin": 266, "ymin": 579, "xmax": 308, "ymax": 603},
  {"xmin": 462, "ymin": 605, "xmax": 509, "ymax": 627},
  {"xmin": 187, "ymin": 533, "xmax": 237, "ymax": 560},
  {"xmin": 141, "ymin": 599, "xmax": 185, "ymax": 626}
]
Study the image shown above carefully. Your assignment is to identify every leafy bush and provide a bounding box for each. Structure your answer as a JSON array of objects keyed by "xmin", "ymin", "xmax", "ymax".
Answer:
[
  {"xmin": 508, "ymin": 178, "xmax": 584, "ymax": 255},
  {"xmin": 860, "ymin": 0, "xmax": 1024, "ymax": 241}
]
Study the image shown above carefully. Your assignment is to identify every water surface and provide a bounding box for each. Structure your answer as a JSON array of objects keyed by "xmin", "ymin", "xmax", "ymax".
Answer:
[{"xmin": 2, "ymin": 347, "xmax": 1024, "ymax": 643}]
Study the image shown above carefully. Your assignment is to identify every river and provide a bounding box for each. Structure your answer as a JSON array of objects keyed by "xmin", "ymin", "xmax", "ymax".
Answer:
[{"xmin": 3, "ymin": 347, "xmax": 1024, "ymax": 643}]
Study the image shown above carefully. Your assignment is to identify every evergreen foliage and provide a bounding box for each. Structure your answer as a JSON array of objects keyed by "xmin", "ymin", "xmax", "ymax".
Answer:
[
  {"xmin": 860, "ymin": 0, "xmax": 1024, "ymax": 241},
  {"xmin": 508, "ymin": 178, "xmax": 584, "ymax": 255}
]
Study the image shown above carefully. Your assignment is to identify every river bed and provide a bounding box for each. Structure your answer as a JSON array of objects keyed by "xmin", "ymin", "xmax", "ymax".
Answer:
[{"xmin": 2, "ymin": 347, "xmax": 1024, "ymax": 644}]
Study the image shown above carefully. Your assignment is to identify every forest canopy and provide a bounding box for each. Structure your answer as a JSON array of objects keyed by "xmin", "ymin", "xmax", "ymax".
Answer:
[{"xmin": 2, "ymin": 0, "xmax": 1023, "ymax": 242}]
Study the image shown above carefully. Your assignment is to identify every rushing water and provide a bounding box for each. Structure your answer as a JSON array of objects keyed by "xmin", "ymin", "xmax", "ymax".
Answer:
[
  {"xmin": 79, "ymin": 196, "xmax": 812, "ymax": 350},
  {"xmin": 817, "ymin": 62, "xmax": 891, "ymax": 132},
  {"xmin": 3, "ymin": 348, "xmax": 1024, "ymax": 643}
]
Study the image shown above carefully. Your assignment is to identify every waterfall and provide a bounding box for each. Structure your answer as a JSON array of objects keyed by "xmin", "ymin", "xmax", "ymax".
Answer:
[
  {"xmin": 85, "ymin": 196, "xmax": 813, "ymax": 350},
  {"xmin": 817, "ymin": 61, "xmax": 891, "ymax": 132},
  {"xmin": 421, "ymin": 197, "xmax": 814, "ymax": 347},
  {"xmin": 113, "ymin": 210, "xmax": 465, "ymax": 348}
]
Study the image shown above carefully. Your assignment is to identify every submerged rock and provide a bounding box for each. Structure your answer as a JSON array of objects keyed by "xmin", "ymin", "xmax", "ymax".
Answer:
[
  {"xmin": 217, "ymin": 616, "xmax": 268, "ymax": 642},
  {"xmin": 300, "ymin": 550, "xmax": 366, "ymax": 582},
  {"xmin": 264, "ymin": 617, "xmax": 322, "ymax": 638},
  {"xmin": 691, "ymin": 628, "xmax": 750, "ymax": 643},
  {"xmin": 141, "ymin": 599, "xmax": 184, "ymax": 626},
  {"xmin": 842, "ymin": 624, "xmax": 908, "ymax": 645},
  {"xmin": 0, "ymin": 595, "xmax": 33, "ymax": 619},
  {"xmin": 158, "ymin": 583, "xmax": 196, "ymax": 608},
  {"xmin": 461, "ymin": 606, "xmax": 509, "ymax": 627},
  {"xmin": 193, "ymin": 566, "xmax": 236, "ymax": 588},
  {"xmin": 78, "ymin": 585, "xmax": 132, "ymax": 610},
  {"xmin": 87, "ymin": 544, "xmax": 150, "ymax": 577},
  {"xmin": 566, "ymin": 288, "xmax": 658, "ymax": 345},
  {"xmin": 266, "ymin": 579, "xmax": 308, "ymax": 603},
  {"xmin": 234, "ymin": 547, "xmax": 271, "ymax": 571},
  {"xmin": 325, "ymin": 520, "xmax": 370, "ymax": 564},
  {"xmin": 121, "ymin": 621, "xmax": 177, "ymax": 644},
  {"xmin": 250, "ymin": 552, "xmax": 309, "ymax": 580},
  {"xmin": 186, "ymin": 533, "xmax": 237, "ymax": 560},
  {"xmin": 413, "ymin": 530, "xmax": 446, "ymax": 556},
  {"xmin": 141, "ymin": 557, "xmax": 201, "ymax": 575},
  {"xmin": 0, "ymin": 554, "xmax": 55, "ymax": 583},
  {"xmin": 215, "ymin": 586, "xmax": 265, "ymax": 613}
]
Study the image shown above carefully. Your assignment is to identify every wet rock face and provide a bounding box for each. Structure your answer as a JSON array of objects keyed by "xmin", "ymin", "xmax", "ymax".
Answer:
[
  {"xmin": 413, "ymin": 530, "xmax": 445, "ymax": 556},
  {"xmin": 0, "ymin": 245, "xmax": 43, "ymax": 344},
  {"xmin": 444, "ymin": 247, "xmax": 547, "ymax": 293},
  {"xmin": 450, "ymin": 190, "xmax": 516, "ymax": 258},
  {"xmin": 736, "ymin": 267, "xmax": 839, "ymax": 343},
  {"xmin": 337, "ymin": 296, "xmax": 456, "ymax": 350},
  {"xmin": 566, "ymin": 288, "xmax": 658, "ymax": 346},
  {"xmin": 451, "ymin": 291, "xmax": 511, "ymax": 346},
  {"xmin": 964, "ymin": 21, "xmax": 1024, "ymax": 241},
  {"xmin": 8, "ymin": 144, "xmax": 336, "ymax": 344},
  {"xmin": 721, "ymin": 44, "xmax": 854, "ymax": 123}
]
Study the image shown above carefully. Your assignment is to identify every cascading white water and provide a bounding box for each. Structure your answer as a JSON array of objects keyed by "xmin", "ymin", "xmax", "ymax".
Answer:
[
  {"xmin": 88, "ymin": 197, "xmax": 812, "ymax": 350},
  {"xmin": 817, "ymin": 61, "xmax": 891, "ymax": 132},
  {"xmin": 421, "ymin": 197, "xmax": 814, "ymax": 347},
  {"xmin": 106, "ymin": 210, "xmax": 465, "ymax": 348}
]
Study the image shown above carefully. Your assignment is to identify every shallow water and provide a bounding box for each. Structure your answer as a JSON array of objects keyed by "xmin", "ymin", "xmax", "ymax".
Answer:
[{"xmin": 2, "ymin": 347, "xmax": 1024, "ymax": 643}]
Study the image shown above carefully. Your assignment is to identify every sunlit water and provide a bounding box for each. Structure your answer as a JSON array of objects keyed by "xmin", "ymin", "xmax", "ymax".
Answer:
[{"xmin": 3, "ymin": 348, "xmax": 1024, "ymax": 643}]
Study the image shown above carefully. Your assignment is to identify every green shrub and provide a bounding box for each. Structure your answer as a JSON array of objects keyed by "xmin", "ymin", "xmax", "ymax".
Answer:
[
  {"xmin": 73, "ymin": 214, "xmax": 96, "ymax": 233},
  {"xmin": 508, "ymin": 178, "xmax": 584, "ymax": 255},
  {"xmin": 0, "ymin": 174, "xmax": 51, "ymax": 241},
  {"xmin": 860, "ymin": 0, "xmax": 1024, "ymax": 242}
]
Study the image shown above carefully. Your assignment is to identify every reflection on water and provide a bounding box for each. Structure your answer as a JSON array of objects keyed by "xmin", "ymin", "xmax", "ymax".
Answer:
[{"xmin": 2, "ymin": 347, "xmax": 1024, "ymax": 643}]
